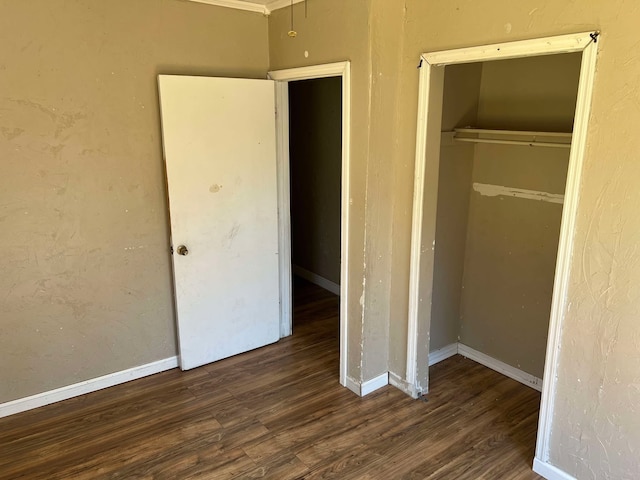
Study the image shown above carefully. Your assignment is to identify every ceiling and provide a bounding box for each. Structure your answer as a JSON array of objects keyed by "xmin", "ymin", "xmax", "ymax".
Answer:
[{"xmin": 188, "ymin": 0, "xmax": 305, "ymax": 15}]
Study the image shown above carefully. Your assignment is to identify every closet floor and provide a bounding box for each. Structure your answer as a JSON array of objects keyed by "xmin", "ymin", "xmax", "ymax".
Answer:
[{"xmin": 0, "ymin": 280, "xmax": 542, "ymax": 479}]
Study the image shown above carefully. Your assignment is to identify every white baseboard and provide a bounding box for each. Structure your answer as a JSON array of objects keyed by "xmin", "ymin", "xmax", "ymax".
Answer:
[
  {"xmin": 345, "ymin": 372, "xmax": 389, "ymax": 397},
  {"xmin": 345, "ymin": 375, "xmax": 361, "ymax": 396},
  {"xmin": 0, "ymin": 356, "xmax": 179, "ymax": 419},
  {"xmin": 388, "ymin": 371, "xmax": 421, "ymax": 399},
  {"xmin": 360, "ymin": 372, "xmax": 389, "ymax": 396},
  {"xmin": 458, "ymin": 343, "xmax": 542, "ymax": 392},
  {"xmin": 533, "ymin": 458, "xmax": 576, "ymax": 480},
  {"xmin": 293, "ymin": 265, "xmax": 340, "ymax": 296},
  {"xmin": 428, "ymin": 343, "xmax": 459, "ymax": 366}
]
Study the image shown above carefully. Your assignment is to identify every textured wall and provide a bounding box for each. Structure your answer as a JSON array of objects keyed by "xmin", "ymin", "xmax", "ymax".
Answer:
[
  {"xmin": 459, "ymin": 145, "xmax": 569, "ymax": 378},
  {"xmin": 289, "ymin": 77, "xmax": 342, "ymax": 285},
  {"xmin": 269, "ymin": 0, "xmax": 373, "ymax": 381},
  {"xmin": 0, "ymin": 0, "xmax": 268, "ymax": 403},
  {"xmin": 391, "ymin": 2, "xmax": 640, "ymax": 478},
  {"xmin": 273, "ymin": 11, "xmax": 640, "ymax": 475},
  {"xmin": 429, "ymin": 63, "xmax": 481, "ymax": 351},
  {"xmin": 456, "ymin": 54, "xmax": 580, "ymax": 378}
]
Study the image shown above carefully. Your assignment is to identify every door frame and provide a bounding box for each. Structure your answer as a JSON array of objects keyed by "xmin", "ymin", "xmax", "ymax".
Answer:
[
  {"xmin": 405, "ymin": 33, "xmax": 599, "ymax": 469},
  {"xmin": 268, "ymin": 61, "xmax": 351, "ymax": 388}
]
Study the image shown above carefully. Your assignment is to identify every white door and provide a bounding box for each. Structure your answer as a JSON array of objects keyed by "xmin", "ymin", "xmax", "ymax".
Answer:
[{"xmin": 158, "ymin": 75, "xmax": 280, "ymax": 370}]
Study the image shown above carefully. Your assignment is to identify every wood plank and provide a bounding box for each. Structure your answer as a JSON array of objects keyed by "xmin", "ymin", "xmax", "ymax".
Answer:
[{"xmin": 0, "ymin": 278, "xmax": 542, "ymax": 479}]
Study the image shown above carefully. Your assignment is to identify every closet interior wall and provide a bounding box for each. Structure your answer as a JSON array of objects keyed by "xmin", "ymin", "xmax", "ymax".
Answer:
[{"xmin": 430, "ymin": 53, "xmax": 582, "ymax": 379}]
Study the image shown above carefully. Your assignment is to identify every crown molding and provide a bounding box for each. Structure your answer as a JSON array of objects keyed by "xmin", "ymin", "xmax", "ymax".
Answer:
[
  {"xmin": 187, "ymin": 0, "xmax": 305, "ymax": 15},
  {"xmin": 266, "ymin": 0, "xmax": 305, "ymax": 13},
  {"xmin": 188, "ymin": 0, "xmax": 269, "ymax": 15}
]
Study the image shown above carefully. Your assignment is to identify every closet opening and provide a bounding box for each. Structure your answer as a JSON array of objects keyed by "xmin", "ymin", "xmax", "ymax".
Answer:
[{"xmin": 405, "ymin": 33, "xmax": 599, "ymax": 475}]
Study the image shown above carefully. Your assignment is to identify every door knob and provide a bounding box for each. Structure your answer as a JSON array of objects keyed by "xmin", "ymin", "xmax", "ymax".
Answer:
[{"xmin": 177, "ymin": 245, "xmax": 189, "ymax": 256}]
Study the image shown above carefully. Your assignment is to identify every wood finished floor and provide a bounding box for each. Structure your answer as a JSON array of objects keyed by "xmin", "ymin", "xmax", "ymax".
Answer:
[{"xmin": 0, "ymin": 279, "xmax": 543, "ymax": 479}]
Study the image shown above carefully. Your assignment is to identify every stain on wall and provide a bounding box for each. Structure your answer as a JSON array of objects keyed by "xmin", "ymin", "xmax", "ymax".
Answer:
[{"xmin": 0, "ymin": 0, "xmax": 268, "ymax": 403}]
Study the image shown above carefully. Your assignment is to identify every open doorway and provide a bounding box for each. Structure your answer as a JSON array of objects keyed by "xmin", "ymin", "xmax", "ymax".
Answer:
[
  {"xmin": 268, "ymin": 62, "xmax": 351, "ymax": 390},
  {"xmin": 405, "ymin": 33, "xmax": 599, "ymax": 477},
  {"xmin": 288, "ymin": 76, "xmax": 342, "ymax": 373},
  {"xmin": 289, "ymin": 77, "xmax": 342, "ymax": 299}
]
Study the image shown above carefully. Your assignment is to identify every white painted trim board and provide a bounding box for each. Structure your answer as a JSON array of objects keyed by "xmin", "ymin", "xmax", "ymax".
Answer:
[
  {"xmin": 426, "ymin": 343, "xmax": 542, "ymax": 392},
  {"xmin": 533, "ymin": 458, "xmax": 577, "ymax": 480},
  {"xmin": 293, "ymin": 265, "xmax": 340, "ymax": 296},
  {"xmin": 360, "ymin": 372, "xmax": 389, "ymax": 396},
  {"xmin": 187, "ymin": 0, "xmax": 305, "ymax": 15},
  {"xmin": 188, "ymin": 0, "xmax": 268, "ymax": 15},
  {"xmin": 388, "ymin": 371, "xmax": 421, "ymax": 399},
  {"xmin": 457, "ymin": 344, "xmax": 542, "ymax": 392},
  {"xmin": 428, "ymin": 343, "xmax": 458, "ymax": 366},
  {"xmin": 275, "ymin": 81, "xmax": 293, "ymax": 338},
  {"xmin": 0, "ymin": 357, "xmax": 178, "ymax": 419},
  {"xmin": 535, "ymin": 34, "xmax": 600, "ymax": 463},
  {"xmin": 347, "ymin": 372, "xmax": 390, "ymax": 397},
  {"xmin": 268, "ymin": 61, "xmax": 351, "ymax": 390},
  {"xmin": 345, "ymin": 376, "xmax": 361, "ymax": 396},
  {"xmin": 406, "ymin": 31, "xmax": 600, "ymax": 466}
]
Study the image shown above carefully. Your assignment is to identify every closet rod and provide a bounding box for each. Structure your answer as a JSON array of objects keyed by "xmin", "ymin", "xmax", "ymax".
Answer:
[
  {"xmin": 450, "ymin": 128, "xmax": 573, "ymax": 149},
  {"xmin": 454, "ymin": 128, "xmax": 572, "ymax": 138},
  {"xmin": 453, "ymin": 137, "xmax": 572, "ymax": 149}
]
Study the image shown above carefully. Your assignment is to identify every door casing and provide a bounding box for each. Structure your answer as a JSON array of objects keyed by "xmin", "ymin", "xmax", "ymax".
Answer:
[
  {"xmin": 405, "ymin": 32, "xmax": 600, "ymax": 472},
  {"xmin": 268, "ymin": 62, "xmax": 351, "ymax": 389}
]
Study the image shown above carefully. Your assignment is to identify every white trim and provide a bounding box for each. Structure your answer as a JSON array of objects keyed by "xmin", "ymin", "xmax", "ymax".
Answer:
[
  {"xmin": 473, "ymin": 183, "xmax": 565, "ymax": 204},
  {"xmin": 360, "ymin": 372, "xmax": 389, "ymax": 396},
  {"xmin": 406, "ymin": 54, "xmax": 445, "ymax": 395},
  {"xmin": 268, "ymin": 62, "xmax": 349, "ymax": 82},
  {"xmin": 269, "ymin": 61, "xmax": 351, "ymax": 389},
  {"xmin": 0, "ymin": 357, "xmax": 178, "ymax": 419},
  {"xmin": 453, "ymin": 128, "xmax": 573, "ymax": 149},
  {"xmin": 458, "ymin": 344, "xmax": 542, "ymax": 392},
  {"xmin": 187, "ymin": 0, "xmax": 269, "ymax": 15},
  {"xmin": 266, "ymin": 0, "xmax": 305, "ymax": 13},
  {"xmin": 425, "ymin": 32, "xmax": 594, "ymax": 66},
  {"xmin": 275, "ymin": 82, "xmax": 293, "ymax": 338},
  {"xmin": 533, "ymin": 458, "xmax": 577, "ymax": 480},
  {"xmin": 536, "ymin": 36, "xmax": 600, "ymax": 463},
  {"xmin": 345, "ymin": 375, "xmax": 361, "ymax": 396},
  {"xmin": 187, "ymin": 0, "xmax": 305, "ymax": 15},
  {"xmin": 389, "ymin": 372, "xmax": 421, "ymax": 399},
  {"xmin": 293, "ymin": 265, "xmax": 340, "ymax": 296},
  {"xmin": 407, "ymin": 32, "xmax": 600, "ymax": 465},
  {"xmin": 428, "ymin": 343, "xmax": 458, "ymax": 366}
]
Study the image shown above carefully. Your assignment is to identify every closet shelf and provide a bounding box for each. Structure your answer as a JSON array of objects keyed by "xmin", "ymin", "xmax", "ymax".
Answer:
[{"xmin": 445, "ymin": 128, "xmax": 573, "ymax": 149}]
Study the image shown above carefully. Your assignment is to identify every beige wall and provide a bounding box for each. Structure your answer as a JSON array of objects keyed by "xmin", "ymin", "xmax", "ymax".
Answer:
[
  {"xmin": 393, "ymin": 2, "xmax": 640, "ymax": 478},
  {"xmin": 0, "ymin": 0, "xmax": 269, "ymax": 403},
  {"xmin": 477, "ymin": 53, "xmax": 583, "ymax": 131},
  {"xmin": 429, "ymin": 143, "xmax": 474, "ymax": 351},
  {"xmin": 289, "ymin": 77, "xmax": 342, "ymax": 285},
  {"xmin": 455, "ymin": 54, "xmax": 580, "ymax": 378},
  {"xmin": 273, "ymin": 1, "xmax": 640, "ymax": 477},
  {"xmin": 269, "ymin": 0, "xmax": 374, "ymax": 381},
  {"xmin": 429, "ymin": 64, "xmax": 481, "ymax": 351},
  {"xmin": 459, "ymin": 145, "xmax": 569, "ymax": 378},
  {"xmin": 3, "ymin": 0, "xmax": 640, "ymax": 476}
]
